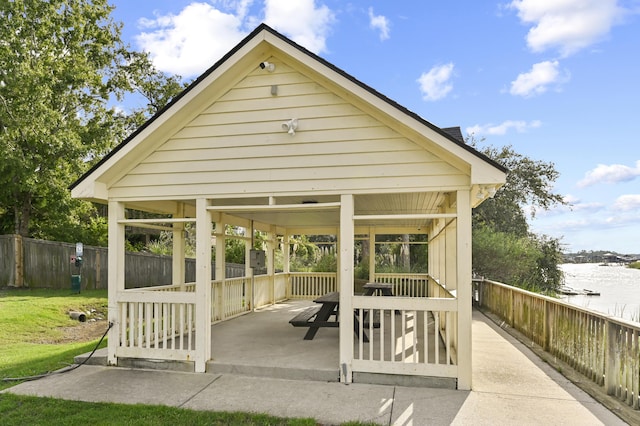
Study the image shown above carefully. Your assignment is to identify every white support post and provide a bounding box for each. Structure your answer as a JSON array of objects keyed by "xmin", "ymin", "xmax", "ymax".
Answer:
[
  {"xmin": 195, "ymin": 198, "xmax": 212, "ymax": 372},
  {"xmin": 445, "ymin": 220, "xmax": 457, "ymax": 289},
  {"xmin": 245, "ymin": 224, "xmax": 253, "ymax": 280},
  {"xmin": 215, "ymin": 218, "xmax": 225, "ymax": 321},
  {"xmin": 368, "ymin": 227, "xmax": 375, "ymax": 283},
  {"xmin": 267, "ymin": 225, "xmax": 276, "ymax": 304},
  {"xmin": 245, "ymin": 223, "xmax": 253, "ymax": 311},
  {"xmin": 283, "ymin": 232, "xmax": 290, "ymax": 273},
  {"xmin": 438, "ymin": 219, "xmax": 446, "ymax": 280},
  {"xmin": 107, "ymin": 201, "xmax": 125, "ymax": 366},
  {"xmin": 215, "ymin": 218, "xmax": 225, "ymax": 283},
  {"xmin": 284, "ymin": 231, "xmax": 291, "ymax": 298},
  {"xmin": 456, "ymin": 189, "xmax": 472, "ymax": 390},
  {"xmin": 172, "ymin": 203, "xmax": 185, "ymax": 290},
  {"xmin": 339, "ymin": 194, "xmax": 355, "ymax": 383}
]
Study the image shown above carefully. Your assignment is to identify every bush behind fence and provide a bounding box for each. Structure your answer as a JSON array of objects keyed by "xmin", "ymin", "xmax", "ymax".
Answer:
[{"xmin": 0, "ymin": 235, "xmax": 245, "ymax": 290}]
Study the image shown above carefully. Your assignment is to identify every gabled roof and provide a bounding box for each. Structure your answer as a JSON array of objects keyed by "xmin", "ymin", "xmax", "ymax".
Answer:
[
  {"xmin": 70, "ymin": 24, "xmax": 506, "ymax": 211},
  {"xmin": 71, "ymin": 23, "xmax": 505, "ymax": 197}
]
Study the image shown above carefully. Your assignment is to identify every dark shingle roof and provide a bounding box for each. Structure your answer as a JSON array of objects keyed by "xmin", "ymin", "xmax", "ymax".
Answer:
[{"xmin": 441, "ymin": 127, "xmax": 465, "ymax": 144}]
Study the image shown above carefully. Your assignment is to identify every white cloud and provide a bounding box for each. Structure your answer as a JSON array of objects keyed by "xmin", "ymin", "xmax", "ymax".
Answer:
[
  {"xmin": 612, "ymin": 194, "xmax": 640, "ymax": 212},
  {"xmin": 604, "ymin": 213, "xmax": 640, "ymax": 227},
  {"xmin": 571, "ymin": 201, "xmax": 606, "ymax": 213},
  {"xmin": 263, "ymin": 0, "xmax": 335, "ymax": 54},
  {"xmin": 509, "ymin": 60, "xmax": 568, "ymax": 97},
  {"xmin": 135, "ymin": 1, "xmax": 335, "ymax": 77},
  {"xmin": 466, "ymin": 119, "xmax": 541, "ymax": 136},
  {"xmin": 577, "ymin": 160, "xmax": 640, "ymax": 188},
  {"xmin": 368, "ymin": 7, "xmax": 390, "ymax": 41},
  {"xmin": 417, "ymin": 63, "xmax": 454, "ymax": 101},
  {"xmin": 534, "ymin": 194, "xmax": 605, "ymax": 218},
  {"xmin": 509, "ymin": 0, "xmax": 624, "ymax": 56},
  {"xmin": 135, "ymin": 3, "xmax": 247, "ymax": 77}
]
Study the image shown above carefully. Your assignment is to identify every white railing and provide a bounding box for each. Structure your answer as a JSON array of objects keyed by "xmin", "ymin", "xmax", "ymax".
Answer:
[
  {"xmin": 351, "ymin": 295, "xmax": 458, "ymax": 378},
  {"xmin": 148, "ymin": 282, "xmax": 196, "ymax": 292},
  {"xmin": 117, "ymin": 272, "xmax": 441, "ymax": 369},
  {"xmin": 253, "ymin": 275, "xmax": 271, "ymax": 309},
  {"xmin": 288, "ymin": 272, "xmax": 337, "ymax": 299},
  {"xmin": 251, "ymin": 273, "xmax": 288, "ymax": 308},
  {"xmin": 274, "ymin": 273, "xmax": 287, "ymax": 301},
  {"xmin": 211, "ymin": 277, "xmax": 250, "ymax": 321},
  {"xmin": 373, "ymin": 273, "xmax": 430, "ymax": 297},
  {"xmin": 116, "ymin": 290, "xmax": 197, "ymax": 361}
]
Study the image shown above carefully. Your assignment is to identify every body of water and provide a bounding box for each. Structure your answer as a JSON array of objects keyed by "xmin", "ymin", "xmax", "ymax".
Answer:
[{"xmin": 560, "ymin": 263, "xmax": 640, "ymax": 323}]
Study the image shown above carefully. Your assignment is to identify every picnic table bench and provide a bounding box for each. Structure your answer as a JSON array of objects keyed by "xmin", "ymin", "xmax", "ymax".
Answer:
[{"xmin": 289, "ymin": 305, "xmax": 338, "ymax": 328}]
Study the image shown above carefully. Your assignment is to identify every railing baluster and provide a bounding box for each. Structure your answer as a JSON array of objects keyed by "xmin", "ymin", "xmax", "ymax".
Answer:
[
  {"xmin": 357, "ymin": 309, "xmax": 363, "ymax": 360},
  {"xmin": 423, "ymin": 310, "xmax": 429, "ymax": 364},
  {"xmin": 411, "ymin": 310, "xmax": 417, "ymax": 363},
  {"xmin": 120, "ymin": 303, "xmax": 126, "ymax": 347},
  {"xmin": 153, "ymin": 303, "xmax": 159, "ymax": 348},
  {"xmin": 161, "ymin": 303, "xmax": 168, "ymax": 349},
  {"xmin": 170, "ymin": 303, "xmax": 176, "ymax": 349},
  {"xmin": 129, "ymin": 302, "xmax": 135, "ymax": 348},
  {"xmin": 379, "ymin": 310, "xmax": 385, "ymax": 361},
  {"xmin": 180, "ymin": 303, "xmax": 186, "ymax": 350},
  {"xmin": 445, "ymin": 311, "xmax": 451, "ymax": 364},
  {"xmin": 391, "ymin": 310, "xmax": 397, "ymax": 362},
  {"xmin": 368, "ymin": 309, "xmax": 374, "ymax": 360},
  {"xmin": 434, "ymin": 311, "xmax": 440, "ymax": 365},
  {"xmin": 144, "ymin": 302, "xmax": 151, "ymax": 348}
]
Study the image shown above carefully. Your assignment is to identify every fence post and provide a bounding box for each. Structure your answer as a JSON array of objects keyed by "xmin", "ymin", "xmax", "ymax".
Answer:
[
  {"xmin": 95, "ymin": 250, "xmax": 101, "ymax": 290},
  {"xmin": 14, "ymin": 234, "xmax": 24, "ymax": 287},
  {"xmin": 543, "ymin": 299, "xmax": 550, "ymax": 351},
  {"xmin": 605, "ymin": 319, "xmax": 618, "ymax": 395},
  {"xmin": 509, "ymin": 286, "xmax": 514, "ymax": 326}
]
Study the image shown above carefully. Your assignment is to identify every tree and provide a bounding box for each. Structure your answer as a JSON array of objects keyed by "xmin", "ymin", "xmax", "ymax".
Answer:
[
  {"xmin": 470, "ymin": 140, "xmax": 565, "ymax": 237},
  {"xmin": 472, "ymin": 224, "xmax": 563, "ymax": 292},
  {"xmin": 0, "ymin": 1, "xmax": 184, "ymax": 242},
  {"xmin": 468, "ymin": 137, "xmax": 567, "ymax": 291},
  {"xmin": 112, "ymin": 51, "xmax": 186, "ymax": 132}
]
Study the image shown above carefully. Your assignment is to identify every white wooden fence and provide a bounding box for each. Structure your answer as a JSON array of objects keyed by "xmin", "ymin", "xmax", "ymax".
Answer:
[
  {"xmin": 373, "ymin": 273, "xmax": 431, "ymax": 297},
  {"xmin": 287, "ymin": 272, "xmax": 337, "ymax": 299},
  {"xmin": 114, "ymin": 271, "xmax": 458, "ymax": 380},
  {"xmin": 351, "ymin": 295, "xmax": 457, "ymax": 379},
  {"xmin": 116, "ymin": 290, "xmax": 197, "ymax": 361}
]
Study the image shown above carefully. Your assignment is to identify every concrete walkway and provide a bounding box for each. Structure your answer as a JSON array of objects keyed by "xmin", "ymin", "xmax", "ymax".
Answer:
[{"xmin": 3, "ymin": 310, "xmax": 626, "ymax": 425}]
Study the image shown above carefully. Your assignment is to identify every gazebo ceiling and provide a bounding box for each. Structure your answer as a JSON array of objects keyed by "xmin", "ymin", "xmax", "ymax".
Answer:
[{"xmin": 125, "ymin": 191, "xmax": 452, "ymax": 230}]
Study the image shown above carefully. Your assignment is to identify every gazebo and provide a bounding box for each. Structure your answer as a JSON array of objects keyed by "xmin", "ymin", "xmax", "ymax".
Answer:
[{"xmin": 71, "ymin": 24, "xmax": 506, "ymax": 390}]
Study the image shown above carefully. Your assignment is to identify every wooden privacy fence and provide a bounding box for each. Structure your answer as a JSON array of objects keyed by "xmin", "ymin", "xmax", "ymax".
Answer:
[
  {"xmin": 474, "ymin": 278, "xmax": 640, "ymax": 411},
  {"xmin": 0, "ymin": 235, "xmax": 245, "ymax": 289}
]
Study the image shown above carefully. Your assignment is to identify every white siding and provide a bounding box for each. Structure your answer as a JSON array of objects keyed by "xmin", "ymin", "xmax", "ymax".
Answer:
[{"xmin": 110, "ymin": 63, "xmax": 467, "ymax": 199}]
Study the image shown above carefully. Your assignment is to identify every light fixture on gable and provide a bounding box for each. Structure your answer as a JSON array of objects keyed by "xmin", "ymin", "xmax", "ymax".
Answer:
[
  {"xmin": 282, "ymin": 118, "xmax": 298, "ymax": 135},
  {"xmin": 259, "ymin": 61, "xmax": 275, "ymax": 72}
]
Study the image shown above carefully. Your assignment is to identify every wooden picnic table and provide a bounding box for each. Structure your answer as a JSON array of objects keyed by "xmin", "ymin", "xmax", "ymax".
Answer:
[
  {"xmin": 363, "ymin": 282, "xmax": 394, "ymax": 296},
  {"xmin": 289, "ymin": 291, "xmax": 371, "ymax": 342}
]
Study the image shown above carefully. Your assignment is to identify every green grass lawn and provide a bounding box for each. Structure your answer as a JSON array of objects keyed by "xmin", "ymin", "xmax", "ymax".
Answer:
[
  {"xmin": 0, "ymin": 288, "xmax": 372, "ymax": 425},
  {"xmin": 0, "ymin": 393, "xmax": 318, "ymax": 426},
  {"xmin": 0, "ymin": 288, "xmax": 109, "ymax": 390}
]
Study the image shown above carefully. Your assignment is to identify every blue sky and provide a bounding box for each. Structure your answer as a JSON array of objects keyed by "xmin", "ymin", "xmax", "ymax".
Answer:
[{"xmin": 109, "ymin": 0, "xmax": 640, "ymax": 254}]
